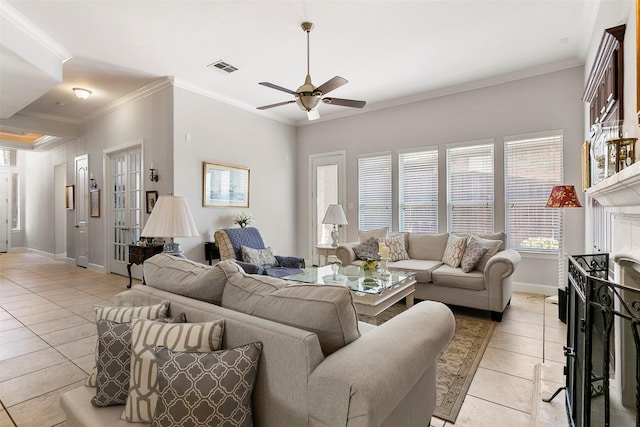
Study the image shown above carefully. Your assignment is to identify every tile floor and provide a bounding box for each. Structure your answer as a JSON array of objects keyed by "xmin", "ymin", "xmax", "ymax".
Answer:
[{"xmin": 0, "ymin": 251, "xmax": 568, "ymax": 426}]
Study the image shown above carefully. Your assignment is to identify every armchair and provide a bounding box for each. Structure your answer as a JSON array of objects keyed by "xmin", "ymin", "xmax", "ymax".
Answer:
[{"xmin": 214, "ymin": 227, "xmax": 305, "ymax": 278}]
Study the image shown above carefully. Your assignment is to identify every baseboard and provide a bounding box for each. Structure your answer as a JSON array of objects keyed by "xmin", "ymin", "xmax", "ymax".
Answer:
[
  {"xmin": 27, "ymin": 248, "xmax": 54, "ymax": 259},
  {"xmin": 88, "ymin": 263, "xmax": 105, "ymax": 273},
  {"xmin": 65, "ymin": 257, "xmax": 76, "ymax": 265},
  {"xmin": 514, "ymin": 281, "xmax": 559, "ymax": 296},
  {"xmin": 53, "ymin": 252, "xmax": 66, "ymax": 260}
]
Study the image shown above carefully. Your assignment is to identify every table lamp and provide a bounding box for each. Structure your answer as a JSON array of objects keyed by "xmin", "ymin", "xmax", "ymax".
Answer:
[
  {"xmin": 322, "ymin": 204, "xmax": 348, "ymax": 247},
  {"xmin": 141, "ymin": 195, "xmax": 199, "ymax": 253}
]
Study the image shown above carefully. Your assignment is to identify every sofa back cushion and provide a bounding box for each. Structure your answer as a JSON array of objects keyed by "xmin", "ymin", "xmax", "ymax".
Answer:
[
  {"xmin": 144, "ymin": 253, "xmax": 227, "ymax": 305},
  {"xmin": 219, "ymin": 260, "xmax": 360, "ymax": 356},
  {"xmin": 408, "ymin": 233, "xmax": 449, "ymax": 260},
  {"xmin": 454, "ymin": 231, "xmax": 507, "ymax": 251},
  {"xmin": 358, "ymin": 227, "xmax": 388, "ymax": 242}
]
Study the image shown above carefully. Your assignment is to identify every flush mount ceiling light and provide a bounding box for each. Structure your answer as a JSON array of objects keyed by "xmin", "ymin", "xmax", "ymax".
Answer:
[{"xmin": 72, "ymin": 88, "xmax": 92, "ymax": 100}]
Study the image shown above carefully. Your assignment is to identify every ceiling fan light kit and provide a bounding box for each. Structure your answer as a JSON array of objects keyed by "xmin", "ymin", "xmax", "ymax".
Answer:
[{"xmin": 257, "ymin": 22, "xmax": 366, "ymax": 120}]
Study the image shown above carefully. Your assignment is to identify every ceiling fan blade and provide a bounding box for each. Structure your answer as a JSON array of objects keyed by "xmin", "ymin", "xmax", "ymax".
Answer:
[
  {"xmin": 256, "ymin": 100, "xmax": 296, "ymax": 110},
  {"xmin": 314, "ymin": 76, "xmax": 348, "ymax": 95},
  {"xmin": 259, "ymin": 82, "xmax": 298, "ymax": 95},
  {"xmin": 322, "ymin": 97, "xmax": 366, "ymax": 108}
]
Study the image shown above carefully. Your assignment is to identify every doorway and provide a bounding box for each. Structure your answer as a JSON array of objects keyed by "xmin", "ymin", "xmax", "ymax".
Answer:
[
  {"xmin": 310, "ymin": 151, "xmax": 346, "ymax": 264},
  {"xmin": 75, "ymin": 155, "xmax": 89, "ymax": 267}
]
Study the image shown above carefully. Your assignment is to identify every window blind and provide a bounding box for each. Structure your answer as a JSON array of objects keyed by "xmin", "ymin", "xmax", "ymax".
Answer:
[
  {"xmin": 358, "ymin": 154, "xmax": 392, "ymax": 231},
  {"xmin": 446, "ymin": 142, "xmax": 494, "ymax": 233},
  {"xmin": 399, "ymin": 149, "xmax": 438, "ymax": 233},
  {"xmin": 504, "ymin": 132, "xmax": 563, "ymax": 252}
]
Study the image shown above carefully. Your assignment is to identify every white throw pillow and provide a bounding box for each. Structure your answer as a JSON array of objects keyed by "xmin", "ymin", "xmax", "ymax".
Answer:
[{"xmin": 442, "ymin": 234, "xmax": 467, "ymax": 268}]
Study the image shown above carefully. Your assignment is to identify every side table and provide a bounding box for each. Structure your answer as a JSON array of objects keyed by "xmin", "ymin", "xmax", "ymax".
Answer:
[
  {"xmin": 127, "ymin": 244, "xmax": 164, "ymax": 288},
  {"xmin": 315, "ymin": 244, "xmax": 338, "ymax": 266},
  {"xmin": 204, "ymin": 242, "xmax": 220, "ymax": 265}
]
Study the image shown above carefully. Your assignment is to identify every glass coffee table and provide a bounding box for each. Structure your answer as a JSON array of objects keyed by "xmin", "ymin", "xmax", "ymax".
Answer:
[{"xmin": 283, "ymin": 264, "xmax": 416, "ymax": 325}]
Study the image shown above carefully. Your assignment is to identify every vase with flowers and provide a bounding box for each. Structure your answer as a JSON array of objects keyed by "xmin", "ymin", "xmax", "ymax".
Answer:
[
  {"xmin": 233, "ymin": 212, "xmax": 254, "ymax": 228},
  {"xmin": 360, "ymin": 257, "xmax": 378, "ymax": 276}
]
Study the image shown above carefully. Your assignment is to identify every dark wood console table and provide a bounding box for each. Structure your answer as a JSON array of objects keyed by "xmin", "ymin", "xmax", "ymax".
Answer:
[
  {"xmin": 127, "ymin": 244, "xmax": 164, "ymax": 288},
  {"xmin": 204, "ymin": 242, "xmax": 220, "ymax": 265}
]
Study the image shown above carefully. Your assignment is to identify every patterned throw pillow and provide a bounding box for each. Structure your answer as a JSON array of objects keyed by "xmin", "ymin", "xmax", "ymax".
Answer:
[
  {"xmin": 460, "ymin": 236, "xmax": 489, "ymax": 273},
  {"xmin": 442, "ymin": 235, "xmax": 468, "ymax": 268},
  {"xmin": 353, "ymin": 237, "xmax": 381, "ymax": 260},
  {"xmin": 241, "ymin": 246, "xmax": 278, "ymax": 267},
  {"xmin": 85, "ymin": 302, "xmax": 170, "ymax": 387},
  {"xmin": 153, "ymin": 343, "xmax": 263, "ymax": 426},
  {"xmin": 92, "ymin": 314, "xmax": 188, "ymax": 407},
  {"xmin": 379, "ymin": 235, "xmax": 410, "ymax": 262},
  {"xmin": 123, "ymin": 318, "xmax": 225, "ymax": 423},
  {"xmin": 474, "ymin": 238, "xmax": 503, "ymax": 271}
]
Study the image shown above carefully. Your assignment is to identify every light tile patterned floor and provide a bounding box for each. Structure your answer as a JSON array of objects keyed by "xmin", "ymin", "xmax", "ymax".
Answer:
[{"xmin": 0, "ymin": 251, "xmax": 567, "ymax": 426}]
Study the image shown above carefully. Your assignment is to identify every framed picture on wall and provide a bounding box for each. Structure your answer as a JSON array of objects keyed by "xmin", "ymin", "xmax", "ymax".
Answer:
[
  {"xmin": 146, "ymin": 191, "xmax": 158, "ymax": 214},
  {"xmin": 90, "ymin": 189, "xmax": 100, "ymax": 217},
  {"xmin": 202, "ymin": 162, "xmax": 250, "ymax": 208},
  {"xmin": 65, "ymin": 185, "xmax": 75, "ymax": 210}
]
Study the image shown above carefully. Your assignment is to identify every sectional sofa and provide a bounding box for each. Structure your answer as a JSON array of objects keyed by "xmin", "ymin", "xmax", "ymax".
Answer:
[
  {"xmin": 60, "ymin": 254, "xmax": 455, "ymax": 427},
  {"xmin": 336, "ymin": 231, "xmax": 521, "ymax": 321}
]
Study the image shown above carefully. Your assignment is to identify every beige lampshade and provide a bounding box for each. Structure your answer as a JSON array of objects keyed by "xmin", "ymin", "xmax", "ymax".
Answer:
[
  {"xmin": 141, "ymin": 195, "xmax": 199, "ymax": 238},
  {"xmin": 322, "ymin": 204, "xmax": 348, "ymax": 225}
]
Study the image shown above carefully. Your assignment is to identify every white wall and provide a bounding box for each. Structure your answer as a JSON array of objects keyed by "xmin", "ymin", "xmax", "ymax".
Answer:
[
  {"xmin": 172, "ymin": 86, "xmax": 298, "ymax": 263},
  {"xmin": 296, "ymin": 66, "xmax": 586, "ymax": 292}
]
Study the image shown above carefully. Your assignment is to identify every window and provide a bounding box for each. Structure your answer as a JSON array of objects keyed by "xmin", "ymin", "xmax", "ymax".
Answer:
[
  {"xmin": 504, "ymin": 131, "xmax": 563, "ymax": 252},
  {"xmin": 399, "ymin": 148, "xmax": 438, "ymax": 233},
  {"xmin": 358, "ymin": 153, "xmax": 392, "ymax": 231},
  {"xmin": 0, "ymin": 149, "xmax": 16, "ymax": 167},
  {"xmin": 446, "ymin": 141, "xmax": 494, "ymax": 233}
]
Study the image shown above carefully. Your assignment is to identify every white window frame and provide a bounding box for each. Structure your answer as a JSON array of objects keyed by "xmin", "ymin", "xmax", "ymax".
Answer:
[{"xmin": 358, "ymin": 152, "xmax": 392, "ymax": 231}]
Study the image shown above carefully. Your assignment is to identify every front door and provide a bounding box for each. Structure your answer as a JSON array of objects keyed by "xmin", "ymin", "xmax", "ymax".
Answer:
[
  {"xmin": 109, "ymin": 148, "xmax": 143, "ymax": 277},
  {"xmin": 75, "ymin": 155, "xmax": 89, "ymax": 267}
]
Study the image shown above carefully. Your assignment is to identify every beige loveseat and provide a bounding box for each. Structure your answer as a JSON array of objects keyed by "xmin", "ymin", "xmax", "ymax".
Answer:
[
  {"xmin": 60, "ymin": 254, "xmax": 455, "ymax": 427},
  {"xmin": 336, "ymin": 232, "xmax": 521, "ymax": 321}
]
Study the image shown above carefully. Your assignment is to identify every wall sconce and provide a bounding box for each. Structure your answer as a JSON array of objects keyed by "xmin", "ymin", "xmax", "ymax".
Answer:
[
  {"xmin": 89, "ymin": 173, "xmax": 98, "ymax": 189},
  {"xmin": 149, "ymin": 163, "xmax": 159, "ymax": 182}
]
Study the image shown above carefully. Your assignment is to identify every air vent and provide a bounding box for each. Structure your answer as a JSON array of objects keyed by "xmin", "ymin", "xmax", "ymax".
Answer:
[{"xmin": 208, "ymin": 60, "xmax": 238, "ymax": 74}]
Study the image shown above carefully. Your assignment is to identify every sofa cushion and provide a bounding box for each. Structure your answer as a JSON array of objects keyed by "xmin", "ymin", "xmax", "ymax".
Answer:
[
  {"xmin": 85, "ymin": 301, "xmax": 170, "ymax": 387},
  {"xmin": 144, "ymin": 253, "xmax": 227, "ymax": 305},
  {"xmin": 123, "ymin": 318, "xmax": 225, "ymax": 423},
  {"xmin": 407, "ymin": 232, "xmax": 449, "ymax": 260},
  {"xmin": 474, "ymin": 238, "xmax": 503, "ymax": 271},
  {"xmin": 358, "ymin": 227, "xmax": 388, "ymax": 242},
  {"xmin": 253, "ymin": 285, "xmax": 361, "ymax": 356},
  {"xmin": 219, "ymin": 260, "xmax": 288, "ymax": 313},
  {"xmin": 431, "ymin": 265, "xmax": 485, "ymax": 291},
  {"xmin": 460, "ymin": 236, "xmax": 490, "ymax": 273},
  {"xmin": 241, "ymin": 246, "xmax": 278, "ymax": 267},
  {"xmin": 442, "ymin": 234, "xmax": 467, "ymax": 268},
  {"xmin": 379, "ymin": 234, "xmax": 410, "ymax": 261},
  {"xmin": 389, "ymin": 259, "xmax": 443, "ymax": 283},
  {"xmin": 153, "ymin": 343, "xmax": 262, "ymax": 427},
  {"xmin": 353, "ymin": 237, "xmax": 381, "ymax": 260},
  {"xmin": 454, "ymin": 231, "xmax": 507, "ymax": 251}
]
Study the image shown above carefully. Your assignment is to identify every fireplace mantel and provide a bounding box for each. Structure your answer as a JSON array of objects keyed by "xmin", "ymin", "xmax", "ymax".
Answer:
[{"xmin": 586, "ymin": 162, "xmax": 640, "ymax": 208}]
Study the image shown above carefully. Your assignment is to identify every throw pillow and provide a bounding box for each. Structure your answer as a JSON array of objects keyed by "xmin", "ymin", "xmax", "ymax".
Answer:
[
  {"xmin": 123, "ymin": 318, "xmax": 225, "ymax": 423},
  {"xmin": 442, "ymin": 234, "xmax": 468, "ymax": 268},
  {"xmin": 353, "ymin": 237, "xmax": 381, "ymax": 260},
  {"xmin": 241, "ymin": 246, "xmax": 278, "ymax": 267},
  {"xmin": 85, "ymin": 302, "xmax": 170, "ymax": 387},
  {"xmin": 474, "ymin": 237, "xmax": 503, "ymax": 271},
  {"xmin": 379, "ymin": 235, "xmax": 409, "ymax": 262},
  {"xmin": 358, "ymin": 227, "xmax": 388, "ymax": 243},
  {"xmin": 460, "ymin": 236, "xmax": 489, "ymax": 273},
  {"xmin": 92, "ymin": 314, "xmax": 188, "ymax": 408},
  {"xmin": 153, "ymin": 343, "xmax": 263, "ymax": 427}
]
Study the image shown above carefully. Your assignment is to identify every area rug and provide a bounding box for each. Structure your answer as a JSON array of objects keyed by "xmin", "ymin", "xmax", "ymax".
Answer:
[{"xmin": 374, "ymin": 303, "xmax": 495, "ymax": 423}]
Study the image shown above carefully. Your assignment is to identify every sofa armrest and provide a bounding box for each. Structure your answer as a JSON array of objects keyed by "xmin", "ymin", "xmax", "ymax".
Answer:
[
  {"xmin": 484, "ymin": 249, "xmax": 521, "ymax": 281},
  {"xmin": 335, "ymin": 242, "xmax": 360, "ymax": 265},
  {"xmin": 275, "ymin": 255, "xmax": 305, "ymax": 269},
  {"xmin": 308, "ymin": 301, "xmax": 455, "ymax": 427}
]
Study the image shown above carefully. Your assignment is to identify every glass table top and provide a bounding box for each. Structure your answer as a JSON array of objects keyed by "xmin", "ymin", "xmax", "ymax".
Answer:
[{"xmin": 283, "ymin": 264, "xmax": 416, "ymax": 295}]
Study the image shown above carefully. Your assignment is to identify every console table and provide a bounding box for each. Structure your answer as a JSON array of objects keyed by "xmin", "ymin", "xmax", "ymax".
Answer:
[{"xmin": 127, "ymin": 244, "xmax": 163, "ymax": 288}]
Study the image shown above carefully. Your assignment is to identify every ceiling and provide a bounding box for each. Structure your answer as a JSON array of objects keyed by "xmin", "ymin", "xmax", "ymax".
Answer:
[{"xmin": 1, "ymin": 0, "xmax": 602, "ymax": 145}]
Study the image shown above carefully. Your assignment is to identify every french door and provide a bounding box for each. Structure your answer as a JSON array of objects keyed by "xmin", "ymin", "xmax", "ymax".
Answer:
[
  {"xmin": 310, "ymin": 151, "xmax": 346, "ymax": 263},
  {"xmin": 109, "ymin": 148, "xmax": 143, "ymax": 277}
]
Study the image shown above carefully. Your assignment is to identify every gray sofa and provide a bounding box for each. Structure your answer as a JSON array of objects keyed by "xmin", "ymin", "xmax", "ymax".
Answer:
[
  {"xmin": 336, "ymin": 232, "xmax": 521, "ymax": 321},
  {"xmin": 60, "ymin": 255, "xmax": 455, "ymax": 427}
]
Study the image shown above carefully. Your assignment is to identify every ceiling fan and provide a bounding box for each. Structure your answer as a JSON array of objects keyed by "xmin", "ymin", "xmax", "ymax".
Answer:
[{"xmin": 257, "ymin": 22, "xmax": 366, "ymax": 120}]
